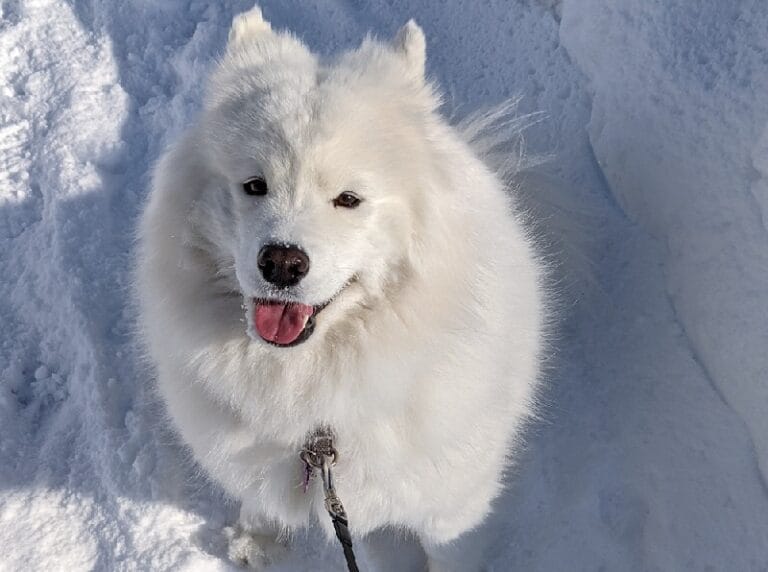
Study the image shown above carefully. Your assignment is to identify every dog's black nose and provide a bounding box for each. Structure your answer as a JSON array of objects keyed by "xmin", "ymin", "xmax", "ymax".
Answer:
[{"xmin": 257, "ymin": 244, "xmax": 310, "ymax": 288}]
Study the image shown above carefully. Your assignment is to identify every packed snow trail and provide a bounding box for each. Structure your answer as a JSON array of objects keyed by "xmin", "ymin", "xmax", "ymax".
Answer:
[
  {"xmin": 0, "ymin": 0, "xmax": 766, "ymax": 570},
  {"xmin": 560, "ymin": 0, "xmax": 768, "ymax": 487}
]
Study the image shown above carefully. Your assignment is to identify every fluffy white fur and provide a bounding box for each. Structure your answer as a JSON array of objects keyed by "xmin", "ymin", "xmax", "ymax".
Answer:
[{"xmin": 137, "ymin": 6, "xmax": 545, "ymax": 571}]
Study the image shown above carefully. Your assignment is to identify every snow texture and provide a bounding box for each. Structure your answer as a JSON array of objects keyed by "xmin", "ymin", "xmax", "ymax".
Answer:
[{"xmin": 1, "ymin": 0, "xmax": 767, "ymax": 570}]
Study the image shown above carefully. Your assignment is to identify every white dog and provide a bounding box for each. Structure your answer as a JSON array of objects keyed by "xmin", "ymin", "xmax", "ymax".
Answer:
[{"xmin": 137, "ymin": 6, "xmax": 546, "ymax": 571}]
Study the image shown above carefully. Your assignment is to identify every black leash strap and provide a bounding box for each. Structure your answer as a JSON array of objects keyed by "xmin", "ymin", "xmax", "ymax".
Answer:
[
  {"xmin": 301, "ymin": 428, "xmax": 360, "ymax": 572},
  {"xmin": 331, "ymin": 512, "xmax": 358, "ymax": 572}
]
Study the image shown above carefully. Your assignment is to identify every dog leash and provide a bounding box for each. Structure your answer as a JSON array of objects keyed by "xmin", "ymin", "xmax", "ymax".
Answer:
[{"xmin": 300, "ymin": 428, "xmax": 360, "ymax": 572}]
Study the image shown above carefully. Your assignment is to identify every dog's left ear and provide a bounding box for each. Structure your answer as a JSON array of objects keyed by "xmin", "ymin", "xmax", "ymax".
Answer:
[
  {"xmin": 227, "ymin": 5, "xmax": 273, "ymax": 52},
  {"xmin": 393, "ymin": 20, "xmax": 426, "ymax": 78}
]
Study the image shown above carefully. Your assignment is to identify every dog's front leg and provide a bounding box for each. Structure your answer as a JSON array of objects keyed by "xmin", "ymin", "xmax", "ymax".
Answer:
[{"xmin": 225, "ymin": 501, "xmax": 287, "ymax": 571}]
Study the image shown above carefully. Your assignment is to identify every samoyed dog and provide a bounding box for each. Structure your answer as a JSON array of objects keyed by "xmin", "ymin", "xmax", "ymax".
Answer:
[{"xmin": 137, "ymin": 6, "xmax": 545, "ymax": 571}]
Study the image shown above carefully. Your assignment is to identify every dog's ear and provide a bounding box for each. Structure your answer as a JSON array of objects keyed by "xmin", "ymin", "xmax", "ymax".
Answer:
[
  {"xmin": 227, "ymin": 5, "xmax": 273, "ymax": 51},
  {"xmin": 393, "ymin": 20, "xmax": 426, "ymax": 78}
]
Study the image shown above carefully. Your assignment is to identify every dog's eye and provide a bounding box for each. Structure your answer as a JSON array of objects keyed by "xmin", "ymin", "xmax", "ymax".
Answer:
[
  {"xmin": 243, "ymin": 177, "xmax": 268, "ymax": 196},
  {"xmin": 333, "ymin": 191, "xmax": 362, "ymax": 209}
]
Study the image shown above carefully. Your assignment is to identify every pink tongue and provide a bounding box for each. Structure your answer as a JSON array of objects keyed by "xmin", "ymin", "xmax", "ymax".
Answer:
[{"xmin": 254, "ymin": 302, "xmax": 314, "ymax": 345}]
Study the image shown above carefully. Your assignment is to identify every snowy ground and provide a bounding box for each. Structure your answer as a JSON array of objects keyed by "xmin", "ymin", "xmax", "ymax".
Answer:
[{"xmin": 1, "ymin": 0, "xmax": 767, "ymax": 570}]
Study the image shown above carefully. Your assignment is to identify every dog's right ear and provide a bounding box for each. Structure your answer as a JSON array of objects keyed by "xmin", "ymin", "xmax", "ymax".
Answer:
[
  {"xmin": 393, "ymin": 20, "xmax": 426, "ymax": 79},
  {"xmin": 227, "ymin": 5, "xmax": 273, "ymax": 52}
]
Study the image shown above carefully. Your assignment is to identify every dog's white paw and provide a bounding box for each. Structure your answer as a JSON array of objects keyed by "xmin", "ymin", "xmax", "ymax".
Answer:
[{"xmin": 224, "ymin": 525, "xmax": 287, "ymax": 570}]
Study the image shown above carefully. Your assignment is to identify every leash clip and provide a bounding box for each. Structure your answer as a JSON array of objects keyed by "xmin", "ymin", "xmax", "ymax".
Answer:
[
  {"xmin": 299, "ymin": 447, "xmax": 346, "ymax": 518},
  {"xmin": 319, "ymin": 454, "xmax": 347, "ymax": 520},
  {"xmin": 299, "ymin": 427, "xmax": 359, "ymax": 571}
]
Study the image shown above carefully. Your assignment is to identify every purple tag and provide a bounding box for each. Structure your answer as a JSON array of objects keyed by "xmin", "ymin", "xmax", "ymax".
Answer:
[{"xmin": 302, "ymin": 462, "xmax": 314, "ymax": 493}]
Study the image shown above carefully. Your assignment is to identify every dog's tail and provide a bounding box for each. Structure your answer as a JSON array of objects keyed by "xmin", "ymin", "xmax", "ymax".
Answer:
[
  {"xmin": 455, "ymin": 98, "xmax": 547, "ymax": 178},
  {"xmin": 456, "ymin": 99, "xmax": 606, "ymax": 309}
]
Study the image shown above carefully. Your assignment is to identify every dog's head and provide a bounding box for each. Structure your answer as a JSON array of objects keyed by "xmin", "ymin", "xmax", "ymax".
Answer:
[{"xmin": 188, "ymin": 7, "xmax": 445, "ymax": 348}]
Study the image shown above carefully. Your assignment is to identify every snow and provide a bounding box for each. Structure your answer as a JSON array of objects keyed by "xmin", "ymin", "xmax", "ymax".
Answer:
[{"xmin": 1, "ymin": 0, "xmax": 767, "ymax": 570}]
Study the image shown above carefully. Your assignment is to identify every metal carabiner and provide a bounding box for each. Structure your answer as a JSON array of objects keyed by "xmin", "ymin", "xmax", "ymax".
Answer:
[
  {"xmin": 320, "ymin": 454, "xmax": 334, "ymax": 496},
  {"xmin": 320, "ymin": 454, "xmax": 347, "ymax": 519}
]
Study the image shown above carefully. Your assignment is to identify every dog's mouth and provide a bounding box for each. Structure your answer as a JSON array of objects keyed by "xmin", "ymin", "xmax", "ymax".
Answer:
[
  {"xmin": 248, "ymin": 278, "xmax": 356, "ymax": 347},
  {"xmin": 252, "ymin": 299, "xmax": 330, "ymax": 347}
]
